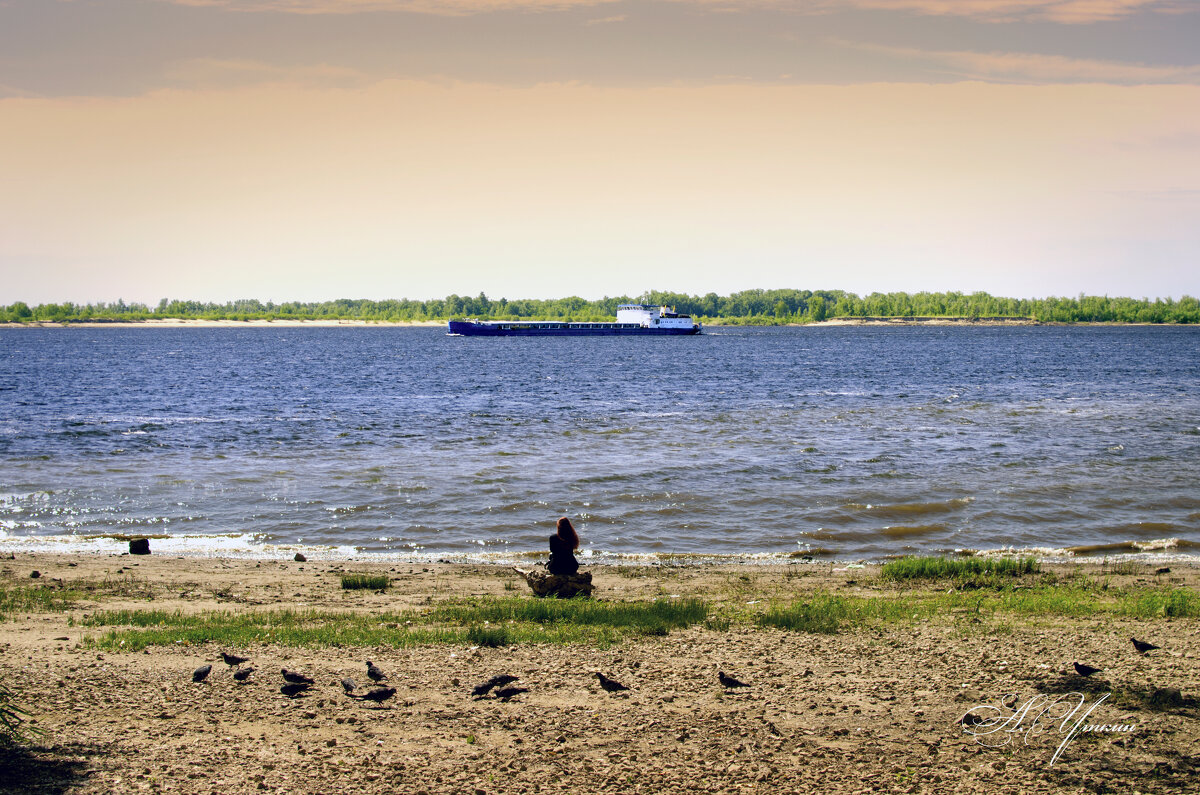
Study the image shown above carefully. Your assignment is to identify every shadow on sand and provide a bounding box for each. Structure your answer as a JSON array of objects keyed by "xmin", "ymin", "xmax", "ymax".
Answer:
[{"xmin": 0, "ymin": 742, "xmax": 95, "ymax": 795}]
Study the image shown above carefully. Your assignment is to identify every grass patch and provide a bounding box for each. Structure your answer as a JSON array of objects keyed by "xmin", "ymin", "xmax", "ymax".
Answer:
[
  {"xmin": 78, "ymin": 596, "xmax": 710, "ymax": 651},
  {"xmin": 341, "ymin": 574, "xmax": 389, "ymax": 590},
  {"xmin": 0, "ymin": 585, "xmax": 85, "ymax": 618},
  {"xmin": 428, "ymin": 596, "xmax": 708, "ymax": 633},
  {"xmin": 758, "ymin": 584, "xmax": 1199, "ymax": 634},
  {"xmin": 881, "ymin": 556, "xmax": 1038, "ymax": 582}
]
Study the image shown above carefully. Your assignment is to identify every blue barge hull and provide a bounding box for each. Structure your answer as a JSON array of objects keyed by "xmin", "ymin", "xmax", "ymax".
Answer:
[{"xmin": 448, "ymin": 320, "xmax": 701, "ymax": 336}]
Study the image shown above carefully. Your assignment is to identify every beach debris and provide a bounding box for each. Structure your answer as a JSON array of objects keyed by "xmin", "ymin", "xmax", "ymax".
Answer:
[
  {"xmin": 594, "ymin": 672, "xmax": 630, "ymax": 693},
  {"xmin": 192, "ymin": 664, "xmax": 212, "ymax": 683},
  {"xmin": 282, "ymin": 668, "xmax": 316, "ymax": 685},
  {"xmin": 233, "ymin": 667, "xmax": 255, "ymax": 682},
  {"xmin": 221, "ymin": 651, "xmax": 250, "ymax": 667},
  {"xmin": 129, "ymin": 538, "xmax": 151, "ymax": 555},
  {"xmin": 341, "ymin": 677, "xmax": 357, "ymax": 694},
  {"xmin": 472, "ymin": 674, "xmax": 519, "ymax": 697},
  {"xmin": 366, "ymin": 660, "xmax": 388, "ymax": 683},
  {"xmin": 1155, "ymin": 567, "xmax": 1171, "ymax": 575},
  {"xmin": 294, "ymin": 553, "xmax": 307, "ymax": 562},
  {"xmin": 281, "ymin": 682, "xmax": 312, "ymax": 697},
  {"xmin": 30, "ymin": 571, "xmax": 40, "ymax": 579},
  {"xmin": 494, "ymin": 687, "xmax": 528, "ymax": 702},
  {"xmin": 1072, "ymin": 662, "xmax": 1101, "ymax": 677},
  {"xmin": 360, "ymin": 686, "xmax": 397, "ymax": 706},
  {"xmin": 718, "ymin": 671, "xmax": 751, "ymax": 689},
  {"xmin": 1131, "ymin": 637, "xmax": 1161, "ymax": 655}
]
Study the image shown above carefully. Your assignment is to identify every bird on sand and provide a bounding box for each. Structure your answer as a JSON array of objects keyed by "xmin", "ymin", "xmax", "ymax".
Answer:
[
  {"xmin": 192, "ymin": 664, "xmax": 212, "ymax": 683},
  {"xmin": 341, "ymin": 677, "xmax": 357, "ymax": 694},
  {"xmin": 1131, "ymin": 637, "xmax": 1161, "ymax": 655},
  {"xmin": 281, "ymin": 668, "xmax": 315, "ymax": 685},
  {"xmin": 1073, "ymin": 662, "xmax": 1102, "ymax": 677},
  {"xmin": 472, "ymin": 674, "xmax": 519, "ymax": 697},
  {"xmin": 594, "ymin": 672, "xmax": 630, "ymax": 693},
  {"xmin": 281, "ymin": 682, "xmax": 311, "ymax": 697},
  {"xmin": 718, "ymin": 671, "xmax": 751, "ymax": 689},
  {"xmin": 360, "ymin": 687, "xmax": 397, "ymax": 706},
  {"xmin": 366, "ymin": 660, "xmax": 388, "ymax": 684},
  {"xmin": 233, "ymin": 667, "xmax": 255, "ymax": 682},
  {"xmin": 221, "ymin": 652, "xmax": 250, "ymax": 667},
  {"xmin": 494, "ymin": 687, "xmax": 528, "ymax": 701}
]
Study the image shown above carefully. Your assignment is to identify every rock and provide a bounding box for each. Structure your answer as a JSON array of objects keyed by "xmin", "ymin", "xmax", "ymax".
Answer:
[
  {"xmin": 30, "ymin": 570, "xmax": 41, "ymax": 579},
  {"xmin": 129, "ymin": 538, "xmax": 151, "ymax": 555},
  {"xmin": 294, "ymin": 553, "xmax": 307, "ymax": 562},
  {"xmin": 512, "ymin": 567, "xmax": 594, "ymax": 598}
]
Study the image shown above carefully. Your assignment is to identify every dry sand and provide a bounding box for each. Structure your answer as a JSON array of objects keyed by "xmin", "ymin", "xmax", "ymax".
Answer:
[{"xmin": 2, "ymin": 552, "xmax": 1197, "ymax": 794}]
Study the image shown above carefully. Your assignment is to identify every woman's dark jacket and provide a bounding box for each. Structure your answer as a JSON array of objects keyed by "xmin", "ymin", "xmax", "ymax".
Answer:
[{"xmin": 547, "ymin": 534, "xmax": 579, "ymax": 575}]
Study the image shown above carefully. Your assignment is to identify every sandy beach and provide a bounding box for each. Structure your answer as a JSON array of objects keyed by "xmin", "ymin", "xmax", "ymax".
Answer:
[{"xmin": 2, "ymin": 552, "xmax": 1197, "ymax": 794}]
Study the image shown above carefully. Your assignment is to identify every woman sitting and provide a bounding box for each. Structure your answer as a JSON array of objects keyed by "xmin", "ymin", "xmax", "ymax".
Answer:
[{"xmin": 547, "ymin": 517, "xmax": 580, "ymax": 576}]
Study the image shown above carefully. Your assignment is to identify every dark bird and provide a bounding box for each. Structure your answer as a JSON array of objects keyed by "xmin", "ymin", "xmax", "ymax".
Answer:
[
  {"xmin": 1131, "ymin": 637, "xmax": 1161, "ymax": 655},
  {"xmin": 1073, "ymin": 662, "xmax": 1102, "ymax": 677},
  {"xmin": 718, "ymin": 671, "xmax": 751, "ymax": 689},
  {"xmin": 366, "ymin": 660, "xmax": 387, "ymax": 683},
  {"xmin": 594, "ymin": 672, "xmax": 629, "ymax": 693},
  {"xmin": 221, "ymin": 652, "xmax": 250, "ymax": 667},
  {"xmin": 192, "ymin": 664, "xmax": 212, "ymax": 683},
  {"xmin": 281, "ymin": 668, "xmax": 315, "ymax": 685},
  {"xmin": 233, "ymin": 666, "xmax": 255, "ymax": 682},
  {"xmin": 471, "ymin": 674, "xmax": 519, "ymax": 697},
  {"xmin": 281, "ymin": 682, "xmax": 311, "ymax": 697},
  {"xmin": 341, "ymin": 677, "xmax": 357, "ymax": 694},
  {"xmin": 360, "ymin": 686, "xmax": 396, "ymax": 705},
  {"xmin": 494, "ymin": 687, "xmax": 528, "ymax": 701}
]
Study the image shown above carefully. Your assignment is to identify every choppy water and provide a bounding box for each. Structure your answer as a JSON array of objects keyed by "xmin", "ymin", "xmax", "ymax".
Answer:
[{"xmin": 1, "ymin": 325, "xmax": 1198, "ymax": 562}]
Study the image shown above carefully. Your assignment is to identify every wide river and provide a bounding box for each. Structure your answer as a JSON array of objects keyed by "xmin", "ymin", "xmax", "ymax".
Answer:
[{"xmin": 1, "ymin": 325, "xmax": 1198, "ymax": 563}]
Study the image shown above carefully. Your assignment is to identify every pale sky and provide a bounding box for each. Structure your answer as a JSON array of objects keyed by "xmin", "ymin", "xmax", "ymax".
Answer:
[{"xmin": 2, "ymin": 0, "xmax": 1198, "ymax": 304}]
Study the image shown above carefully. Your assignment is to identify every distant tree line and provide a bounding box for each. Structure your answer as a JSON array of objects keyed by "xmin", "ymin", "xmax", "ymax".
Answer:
[{"xmin": 3, "ymin": 290, "xmax": 1198, "ymax": 324}]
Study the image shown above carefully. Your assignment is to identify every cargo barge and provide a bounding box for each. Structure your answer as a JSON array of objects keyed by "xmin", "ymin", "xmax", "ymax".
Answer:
[{"xmin": 447, "ymin": 304, "xmax": 701, "ymax": 336}]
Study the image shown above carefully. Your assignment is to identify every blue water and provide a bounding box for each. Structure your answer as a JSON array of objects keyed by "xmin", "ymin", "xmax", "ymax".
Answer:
[{"xmin": 1, "ymin": 325, "xmax": 1198, "ymax": 561}]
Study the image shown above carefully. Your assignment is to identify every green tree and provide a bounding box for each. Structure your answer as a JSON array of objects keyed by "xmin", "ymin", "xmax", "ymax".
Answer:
[{"xmin": 807, "ymin": 295, "xmax": 827, "ymax": 322}]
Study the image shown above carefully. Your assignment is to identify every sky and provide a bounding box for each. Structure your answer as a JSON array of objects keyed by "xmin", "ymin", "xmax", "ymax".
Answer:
[{"xmin": 1, "ymin": 0, "xmax": 1198, "ymax": 305}]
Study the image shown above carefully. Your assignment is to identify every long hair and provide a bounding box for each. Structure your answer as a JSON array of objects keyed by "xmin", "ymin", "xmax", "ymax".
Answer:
[{"xmin": 556, "ymin": 517, "xmax": 579, "ymax": 550}]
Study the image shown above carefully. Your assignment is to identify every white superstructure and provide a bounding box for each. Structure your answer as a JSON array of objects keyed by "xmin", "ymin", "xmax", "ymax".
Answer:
[{"xmin": 615, "ymin": 304, "xmax": 698, "ymax": 330}]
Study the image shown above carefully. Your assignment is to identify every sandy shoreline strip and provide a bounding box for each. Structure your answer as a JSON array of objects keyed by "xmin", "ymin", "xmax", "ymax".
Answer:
[{"xmin": 2, "ymin": 552, "xmax": 1197, "ymax": 794}]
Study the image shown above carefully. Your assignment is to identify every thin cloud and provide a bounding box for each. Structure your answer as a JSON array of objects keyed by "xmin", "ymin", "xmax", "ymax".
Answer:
[
  {"xmin": 158, "ymin": 0, "xmax": 616, "ymax": 14},
  {"xmin": 843, "ymin": 40, "xmax": 1200, "ymax": 84},
  {"xmin": 681, "ymin": 0, "xmax": 1187, "ymax": 24},
  {"xmin": 164, "ymin": 58, "xmax": 373, "ymax": 89},
  {"xmin": 585, "ymin": 14, "xmax": 627, "ymax": 24},
  {"xmin": 822, "ymin": 0, "xmax": 1181, "ymax": 24},
  {"xmin": 154, "ymin": 0, "xmax": 1190, "ymax": 22}
]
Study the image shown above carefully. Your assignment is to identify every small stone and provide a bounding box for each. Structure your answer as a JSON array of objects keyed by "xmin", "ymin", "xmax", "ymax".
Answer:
[
  {"xmin": 129, "ymin": 538, "xmax": 151, "ymax": 555},
  {"xmin": 294, "ymin": 553, "xmax": 307, "ymax": 562},
  {"xmin": 30, "ymin": 571, "xmax": 41, "ymax": 579}
]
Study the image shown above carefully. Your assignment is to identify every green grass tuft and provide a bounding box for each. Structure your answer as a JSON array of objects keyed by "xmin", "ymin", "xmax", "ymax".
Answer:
[
  {"xmin": 340, "ymin": 574, "xmax": 389, "ymax": 590},
  {"xmin": 881, "ymin": 556, "xmax": 1038, "ymax": 581},
  {"xmin": 79, "ymin": 595, "xmax": 710, "ymax": 651},
  {"xmin": 466, "ymin": 625, "xmax": 510, "ymax": 647},
  {"xmin": 0, "ymin": 585, "xmax": 84, "ymax": 619},
  {"xmin": 757, "ymin": 583, "xmax": 1200, "ymax": 634}
]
